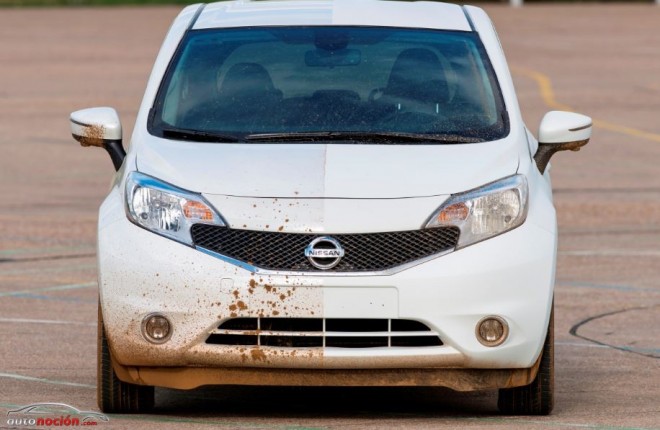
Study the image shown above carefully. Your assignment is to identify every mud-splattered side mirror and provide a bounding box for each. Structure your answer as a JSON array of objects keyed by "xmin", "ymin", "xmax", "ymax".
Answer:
[
  {"xmin": 534, "ymin": 111, "xmax": 592, "ymax": 174},
  {"xmin": 70, "ymin": 107, "xmax": 126, "ymax": 171}
]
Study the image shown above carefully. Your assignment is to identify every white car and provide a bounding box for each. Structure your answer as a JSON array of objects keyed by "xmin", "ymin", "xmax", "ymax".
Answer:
[{"xmin": 70, "ymin": 0, "xmax": 591, "ymax": 416}]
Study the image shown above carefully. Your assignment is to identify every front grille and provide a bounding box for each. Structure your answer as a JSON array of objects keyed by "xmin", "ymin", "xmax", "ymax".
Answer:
[
  {"xmin": 191, "ymin": 224, "xmax": 459, "ymax": 272},
  {"xmin": 206, "ymin": 318, "xmax": 443, "ymax": 348}
]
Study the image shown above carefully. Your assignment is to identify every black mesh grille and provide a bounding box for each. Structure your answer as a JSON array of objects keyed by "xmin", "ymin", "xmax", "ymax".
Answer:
[
  {"xmin": 191, "ymin": 225, "xmax": 459, "ymax": 272},
  {"xmin": 206, "ymin": 318, "xmax": 443, "ymax": 348}
]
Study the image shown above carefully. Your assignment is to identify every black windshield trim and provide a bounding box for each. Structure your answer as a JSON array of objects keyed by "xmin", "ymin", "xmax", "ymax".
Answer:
[
  {"xmin": 188, "ymin": 4, "xmax": 206, "ymax": 31},
  {"xmin": 160, "ymin": 127, "xmax": 243, "ymax": 143},
  {"xmin": 245, "ymin": 131, "xmax": 485, "ymax": 144},
  {"xmin": 462, "ymin": 6, "xmax": 477, "ymax": 32}
]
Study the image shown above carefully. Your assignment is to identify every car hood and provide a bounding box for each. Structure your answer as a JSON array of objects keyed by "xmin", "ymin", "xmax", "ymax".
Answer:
[{"xmin": 136, "ymin": 137, "xmax": 519, "ymax": 198}]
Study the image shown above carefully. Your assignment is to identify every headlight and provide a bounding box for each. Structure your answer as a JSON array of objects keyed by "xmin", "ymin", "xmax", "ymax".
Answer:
[
  {"xmin": 125, "ymin": 172, "xmax": 224, "ymax": 245},
  {"xmin": 426, "ymin": 175, "xmax": 528, "ymax": 248}
]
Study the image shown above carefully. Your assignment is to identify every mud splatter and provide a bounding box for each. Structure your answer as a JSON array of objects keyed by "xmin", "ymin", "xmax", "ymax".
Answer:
[
  {"xmin": 250, "ymin": 349, "xmax": 267, "ymax": 362},
  {"xmin": 78, "ymin": 124, "xmax": 105, "ymax": 147}
]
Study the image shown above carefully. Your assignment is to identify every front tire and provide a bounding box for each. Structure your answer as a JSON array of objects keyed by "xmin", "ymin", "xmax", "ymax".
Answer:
[
  {"xmin": 498, "ymin": 305, "xmax": 554, "ymax": 415},
  {"xmin": 98, "ymin": 304, "xmax": 154, "ymax": 413}
]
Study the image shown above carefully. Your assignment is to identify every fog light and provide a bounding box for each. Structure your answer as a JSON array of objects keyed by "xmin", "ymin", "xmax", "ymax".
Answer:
[
  {"xmin": 476, "ymin": 316, "xmax": 509, "ymax": 347},
  {"xmin": 142, "ymin": 314, "xmax": 172, "ymax": 344}
]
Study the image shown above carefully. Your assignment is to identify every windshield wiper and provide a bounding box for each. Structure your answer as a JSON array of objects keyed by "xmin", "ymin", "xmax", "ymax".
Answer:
[
  {"xmin": 245, "ymin": 131, "xmax": 484, "ymax": 144},
  {"xmin": 161, "ymin": 127, "xmax": 243, "ymax": 143}
]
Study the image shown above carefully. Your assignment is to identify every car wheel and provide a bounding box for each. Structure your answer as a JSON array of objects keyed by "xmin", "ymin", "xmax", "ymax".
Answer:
[
  {"xmin": 97, "ymin": 303, "xmax": 154, "ymax": 413},
  {"xmin": 498, "ymin": 304, "xmax": 554, "ymax": 415}
]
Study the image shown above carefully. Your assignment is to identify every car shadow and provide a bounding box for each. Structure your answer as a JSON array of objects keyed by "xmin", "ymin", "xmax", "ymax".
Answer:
[{"xmin": 155, "ymin": 385, "xmax": 498, "ymax": 418}]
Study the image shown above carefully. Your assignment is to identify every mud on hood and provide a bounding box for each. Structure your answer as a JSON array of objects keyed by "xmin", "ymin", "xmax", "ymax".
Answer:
[{"xmin": 135, "ymin": 136, "xmax": 519, "ymax": 198}]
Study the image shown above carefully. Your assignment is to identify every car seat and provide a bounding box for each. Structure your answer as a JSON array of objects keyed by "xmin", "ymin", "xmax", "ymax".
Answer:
[
  {"xmin": 216, "ymin": 62, "xmax": 283, "ymax": 130},
  {"xmin": 381, "ymin": 48, "xmax": 449, "ymax": 114}
]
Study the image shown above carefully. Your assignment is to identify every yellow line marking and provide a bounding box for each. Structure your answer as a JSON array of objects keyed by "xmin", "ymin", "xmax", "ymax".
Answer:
[
  {"xmin": 511, "ymin": 67, "xmax": 572, "ymax": 111},
  {"xmin": 592, "ymin": 119, "xmax": 660, "ymax": 143},
  {"xmin": 512, "ymin": 67, "xmax": 660, "ymax": 143}
]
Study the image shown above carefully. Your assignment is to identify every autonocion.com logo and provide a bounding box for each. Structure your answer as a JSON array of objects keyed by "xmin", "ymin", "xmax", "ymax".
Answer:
[{"xmin": 6, "ymin": 403, "xmax": 109, "ymax": 427}]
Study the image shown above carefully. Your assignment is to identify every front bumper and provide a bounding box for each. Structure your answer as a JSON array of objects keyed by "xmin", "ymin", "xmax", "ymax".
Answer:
[
  {"xmin": 98, "ymin": 188, "xmax": 556, "ymax": 388},
  {"xmin": 111, "ymin": 358, "xmax": 542, "ymax": 391}
]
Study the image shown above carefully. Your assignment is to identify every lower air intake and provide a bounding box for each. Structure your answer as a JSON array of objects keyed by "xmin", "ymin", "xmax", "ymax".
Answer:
[{"xmin": 206, "ymin": 318, "xmax": 443, "ymax": 348}]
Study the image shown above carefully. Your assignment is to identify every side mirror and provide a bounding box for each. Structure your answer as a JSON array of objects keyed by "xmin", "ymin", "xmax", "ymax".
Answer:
[
  {"xmin": 70, "ymin": 107, "xmax": 126, "ymax": 171},
  {"xmin": 534, "ymin": 111, "xmax": 592, "ymax": 174}
]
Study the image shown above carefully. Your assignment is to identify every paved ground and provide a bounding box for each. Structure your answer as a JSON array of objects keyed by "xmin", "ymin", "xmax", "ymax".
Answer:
[{"xmin": 0, "ymin": 4, "xmax": 658, "ymax": 430}]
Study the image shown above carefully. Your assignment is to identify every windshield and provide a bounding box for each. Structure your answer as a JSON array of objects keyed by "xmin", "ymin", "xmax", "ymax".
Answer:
[{"xmin": 149, "ymin": 27, "xmax": 509, "ymax": 143}]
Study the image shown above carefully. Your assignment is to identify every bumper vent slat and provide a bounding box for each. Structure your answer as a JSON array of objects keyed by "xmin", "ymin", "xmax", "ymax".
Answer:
[
  {"xmin": 206, "ymin": 318, "xmax": 443, "ymax": 348},
  {"xmin": 191, "ymin": 225, "xmax": 459, "ymax": 272}
]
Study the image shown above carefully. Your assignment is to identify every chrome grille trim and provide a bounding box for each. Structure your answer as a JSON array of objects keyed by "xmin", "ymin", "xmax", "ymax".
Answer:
[
  {"xmin": 197, "ymin": 245, "xmax": 454, "ymax": 276},
  {"xmin": 206, "ymin": 318, "xmax": 443, "ymax": 348},
  {"xmin": 192, "ymin": 225, "xmax": 459, "ymax": 275},
  {"xmin": 212, "ymin": 330, "xmax": 437, "ymax": 337}
]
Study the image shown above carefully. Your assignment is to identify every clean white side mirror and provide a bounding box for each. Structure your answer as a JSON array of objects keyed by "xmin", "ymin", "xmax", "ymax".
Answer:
[
  {"xmin": 70, "ymin": 107, "xmax": 125, "ymax": 171},
  {"xmin": 534, "ymin": 111, "xmax": 592, "ymax": 174}
]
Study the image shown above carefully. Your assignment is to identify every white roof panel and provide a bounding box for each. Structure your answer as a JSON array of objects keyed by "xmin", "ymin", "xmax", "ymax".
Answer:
[{"xmin": 194, "ymin": 0, "xmax": 471, "ymax": 32}]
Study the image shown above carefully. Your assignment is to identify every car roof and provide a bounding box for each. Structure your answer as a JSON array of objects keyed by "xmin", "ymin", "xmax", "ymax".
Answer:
[{"xmin": 193, "ymin": 0, "xmax": 472, "ymax": 32}]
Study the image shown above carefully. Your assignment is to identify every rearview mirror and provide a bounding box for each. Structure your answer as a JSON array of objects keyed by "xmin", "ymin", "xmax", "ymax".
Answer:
[
  {"xmin": 534, "ymin": 111, "xmax": 592, "ymax": 174},
  {"xmin": 305, "ymin": 48, "xmax": 361, "ymax": 67},
  {"xmin": 70, "ymin": 107, "xmax": 126, "ymax": 171}
]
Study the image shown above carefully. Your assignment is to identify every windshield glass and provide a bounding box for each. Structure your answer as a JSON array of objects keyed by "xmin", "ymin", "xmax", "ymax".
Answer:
[{"xmin": 149, "ymin": 27, "xmax": 509, "ymax": 143}]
